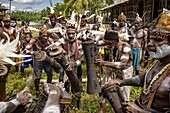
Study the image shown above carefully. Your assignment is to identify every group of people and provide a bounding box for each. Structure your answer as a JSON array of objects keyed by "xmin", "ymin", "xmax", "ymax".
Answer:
[{"xmin": 0, "ymin": 8, "xmax": 169, "ymax": 113}]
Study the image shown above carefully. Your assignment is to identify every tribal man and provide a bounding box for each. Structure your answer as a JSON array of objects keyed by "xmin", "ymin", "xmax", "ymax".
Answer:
[
  {"xmin": 63, "ymin": 25, "xmax": 84, "ymax": 109},
  {"xmin": 47, "ymin": 13, "xmax": 65, "ymax": 81},
  {"xmin": 0, "ymin": 14, "xmax": 19, "ymax": 72},
  {"xmin": 95, "ymin": 30, "xmax": 133, "ymax": 103},
  {"xmin": 114, "ymin": 12, "xmax": 130, "ymax": 42},
  {"xmin": 20, "ymin": 21, "xmax": 33, "ymax": 76},
  {"xmin": 130, "ymin": 14, "xmax": 148, "ymax": 75},
  {"xmin": 24, "ymin": 27, "xmax": 54, "ymax": 96},
  {"xmin": 101, "ymin": 10, "xmax": 170, "ymax": 113}
]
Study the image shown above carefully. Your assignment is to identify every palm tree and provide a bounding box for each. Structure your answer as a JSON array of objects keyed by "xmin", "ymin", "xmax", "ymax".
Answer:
[
  {"xmin": 54, "ymin": 3, "xmax": 65, "ymax": 16},
  {"xmin": 0, "ymin": 3, "xmax": 6, "ymax": 8},
  {"xmin": 105, "ymin": 0, "xmax": 114, "ymax": 5},
  {"xmin": 64, "ymin": 0, "xmax": 104, "ymax": 16},
  {"xmin": 0, "ymin": 3, "xmax": 2, "ymax": 8}
]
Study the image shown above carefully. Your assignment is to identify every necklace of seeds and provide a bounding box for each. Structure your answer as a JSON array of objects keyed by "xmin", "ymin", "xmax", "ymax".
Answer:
[{"xmin": 143, "ymin": 60, "xmax": 170, "ymax": 95}]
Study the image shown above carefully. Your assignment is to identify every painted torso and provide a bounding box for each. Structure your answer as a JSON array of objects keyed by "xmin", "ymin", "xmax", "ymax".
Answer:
[
  {"xmin": 131, "ymin": 28, "xmax": 146, "ymax": 48},
  {"xmin": 140, "ymin": 60, "xmax": 170, "ymax": 112},
  {"xmin": 0, "ymin": 27, "xmax": 16, "ymax": 42}
]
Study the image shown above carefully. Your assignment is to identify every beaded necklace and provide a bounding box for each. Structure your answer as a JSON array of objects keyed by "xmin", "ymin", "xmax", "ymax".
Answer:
[{"xmin": 143, "ymin": 60, "xmax": 170, "ymax": 95}]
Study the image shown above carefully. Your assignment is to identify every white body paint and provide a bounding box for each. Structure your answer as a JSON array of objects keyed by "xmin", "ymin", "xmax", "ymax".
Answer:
[
  {"xmin": 121, "ymin": 55, "xmax": 129, "ymax": 60},
  {"xmin": 114, "ymin": 62, "xmax": 121, "ymax": 68},
  {"xmin": 43, "ymin": 105, "xmax": 60, "ymax": 113},
  {"xmin": 0, "ymin": 99, "xmax": 20, "ymax": 113},
  {"xmin": 123, "ymin": 46, "xmax": 131, "ymax": 53}
]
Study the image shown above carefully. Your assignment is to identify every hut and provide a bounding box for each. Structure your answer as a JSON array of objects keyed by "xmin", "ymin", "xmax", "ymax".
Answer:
[{"xmin": 100, "ymin": 0, "xmax": 170, "ymax": 25}]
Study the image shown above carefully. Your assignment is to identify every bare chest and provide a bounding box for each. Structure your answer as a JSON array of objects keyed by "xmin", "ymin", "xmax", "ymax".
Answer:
[
  {"xmin": 135, "ymin": 31, "xmax": 144, "ymax": 39},
  {"xmin": 36, "ymin": 40, "xmax": 51, "ymax": 50},
  {"xmin": 156, "ymin": 76, "xmax": 170, "ymax": 98},
  {"xmin": 145, "ymin": 64, "xmax": 170, "ymax": 98},
  {"xmin": 4, "ymin": 28, "xmax": 15, "ymax": 41},
  {"xmin": 119, "ymin": 27, "xmax": 128, "ymax": 34}
]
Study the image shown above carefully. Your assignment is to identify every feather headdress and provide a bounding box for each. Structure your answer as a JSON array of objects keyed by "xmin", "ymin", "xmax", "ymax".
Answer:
[
  {"xmin": 0, "ymin": 32, "xmax": 31, "ymax": 65},
  {"xmin": 49, "ymin": 0, "xmax": 54, "ymax": 14},
  {"xmin": 154, "ymin": 8, "xmax": 170, "ymax": 31},
  {"xmin": 66, "ymin": 11, "xmax": 77, "ymax": 28},
  {"xmin": 133, "ymin": 12, "xmax": 142, "ymax": 23},
  {"xmin": 118, "ymin": 12, "xmax": 127, "ymax": 21},
  {"xmin": 148, "ymin": 9, "xmax": 170, "ymax": 40}
]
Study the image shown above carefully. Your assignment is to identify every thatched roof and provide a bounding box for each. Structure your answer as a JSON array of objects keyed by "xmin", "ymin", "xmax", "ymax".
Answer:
[
  {"xmin": 0, "ymin": 8, "xmax": 8, "ymax": 12},
  {"xmin": 0, "ymin": 8, "xmax": 8, "ymax": 21},
  {"xmin": 100, "ymin": 0, "xmax": 129, "ymax": 11}
]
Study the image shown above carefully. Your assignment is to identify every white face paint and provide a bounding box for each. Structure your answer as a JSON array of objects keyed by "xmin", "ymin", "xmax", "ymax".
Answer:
[{"xmin": 148, "ymin": 44, "xmax": 170, "ymax": 59}]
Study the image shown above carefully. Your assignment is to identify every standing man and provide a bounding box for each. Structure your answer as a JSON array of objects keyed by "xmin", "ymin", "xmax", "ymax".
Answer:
[
  {"xmin": 130, "ymin": 14, "xmax": 148, "ymax": 75},
  {"xmin": 25, "ymin": 27, "xmax": 54, "ymax": 96},
  {"xmin": 80, "ymin": 15, "xmax": 88, "ymax": 29},
  {"xmin": 20, "ymin": 21, "xmax": 33, "ymax": 76},
  {"xmin": 0, "ymin": 14, "xmax": 19, "ymax": 72},
  {"xmin": 0, "ymin": 14, "xmax": 17, "ymax": 42},
  {"xmin": 63, "ymin": 25, "xmax": 84, "ymax": 109},
  {"xmin": 95, "ymin": 30, "xmax": 133, "ymax": 102},
  {"xmin": 114, "ymin": 12, "xmax": 130, "ymax": 42},
  {"xmin": 47, "ymin": 13, "xmax": 65, "ymax": 81}
]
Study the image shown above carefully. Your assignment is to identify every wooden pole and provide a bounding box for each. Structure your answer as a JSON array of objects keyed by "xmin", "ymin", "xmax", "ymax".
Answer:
[
  {"xmin": 151, "ymin": 0, "xmax": 155, "ymax": 22},
  {"xmin": 9, "ymin": 0, "xmax": 12, "ymax": 13}
]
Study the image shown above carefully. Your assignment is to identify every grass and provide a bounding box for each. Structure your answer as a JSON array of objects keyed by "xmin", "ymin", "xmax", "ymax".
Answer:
[{"xmin": 5, "ymin": 62, "xmax": 144, "ymax": 113}]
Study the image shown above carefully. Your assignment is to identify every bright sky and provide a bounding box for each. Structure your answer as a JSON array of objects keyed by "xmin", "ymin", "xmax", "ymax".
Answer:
[{"xmin": 1, "ymin": 0, "xmax": 63, "ymax": 12}]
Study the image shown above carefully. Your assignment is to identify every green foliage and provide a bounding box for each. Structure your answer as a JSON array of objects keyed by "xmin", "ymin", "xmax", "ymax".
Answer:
[
  {"xmin": 9, "ymin": 0, "xmax": 109, "ymax": 22},
  {"xmin": 130, "ymin": 86, "xmax": 142, "ymax": 102},
  {"xmin": 105, "ymin": 0, "xmax": 115, "ymax": 5},
  {"xmin": 6, "ymin": 62, "xmax": 143, "ymax": 112},
  {"xmin": 64, "ymin": 0, "xmax": 105, "ymax": 15},
  {"xmin": 6, "ymin": 66, "xmax": 29, "ymax": 100},
  {"xmin": 12, "ymin": 11, "xmax": 42, "ymax": 22}
]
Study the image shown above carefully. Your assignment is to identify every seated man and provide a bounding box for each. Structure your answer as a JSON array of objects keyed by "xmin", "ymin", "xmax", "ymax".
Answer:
[{"xmin": 101, "ymin": 10, "xmax": 170, "ymax": 113}]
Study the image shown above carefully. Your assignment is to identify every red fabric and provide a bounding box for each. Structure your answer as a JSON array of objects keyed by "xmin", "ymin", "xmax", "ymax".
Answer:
[{"xmin": 65, "ymin": 39, "xmax": 79, "ymax": 60}]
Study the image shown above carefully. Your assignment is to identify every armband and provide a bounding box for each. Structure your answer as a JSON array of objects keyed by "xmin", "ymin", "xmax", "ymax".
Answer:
[
  {"xmin": 97, "ymin": 40, "xmax": 105, "ymax": 45},
  {"xmin": 114, "ymin": 62, "xmax": 121, "ymax": 68}
]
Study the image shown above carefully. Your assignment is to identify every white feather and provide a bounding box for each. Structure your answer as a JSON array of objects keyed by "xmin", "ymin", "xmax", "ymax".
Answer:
[
  {"xmin": 1, "ymin": 57, "xmax": 16, "ymax": 65},
  {"xmin": 84, "ymin": 10, "xmax": 90, "ymax": 15},
  {"xmin": 71, "ymin": 11, "xmax": 76, "ymax": 22},
  {"xmin": 50, "ymin": 7, "xmax": 54, "ymax": 14},
  {"xmin": 89, "ymin": 30, "xmax": 105, "ymax": 35},
  {"xmin": 163, "ymin": 8, "xmax": 170, "ymax": 13},
  {"xmin": 3, "ymin": 32, "xmax": 10, "ymax": 43},
  {"xmin": 28, "ymin": 27, "xmax": 40, "ymax": 32},
  {"xmin": 0, "ymin": 33, "xmax": 31, "ymax": 65},
  {"xmin": 88, "ymin": 14, "xmax": 95, "ymax": 20}
]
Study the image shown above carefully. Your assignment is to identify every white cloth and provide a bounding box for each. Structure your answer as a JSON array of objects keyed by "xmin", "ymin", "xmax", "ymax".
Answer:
[{"xmin": 122, "ymin": 65, "xmax": 133, "ymax": 102}]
